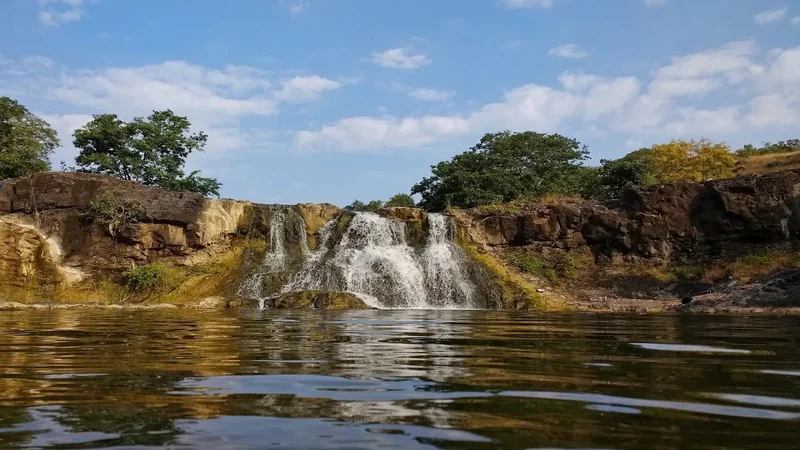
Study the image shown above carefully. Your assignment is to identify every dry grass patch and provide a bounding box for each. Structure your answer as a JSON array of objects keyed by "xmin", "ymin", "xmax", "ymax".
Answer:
[{"xmin": 734, "ymin": 151, "xmax": 800, "ymax": 176}]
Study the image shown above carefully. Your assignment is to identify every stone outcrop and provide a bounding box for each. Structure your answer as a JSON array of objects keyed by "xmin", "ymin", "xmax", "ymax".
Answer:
[
  {"xmin": 268, "ymin": 291, "xmax": 370, "ymax": 310},
  {"xmin": 0, "ymin": 172, "xmax": 341, "ymax": 306},
  {"xmin": 3, "ymin": 170, "xmax": 800, "ymax": 310},
  {"xmin": 457, "ymin": 169, "xmax": 800, "ymax": 262}
]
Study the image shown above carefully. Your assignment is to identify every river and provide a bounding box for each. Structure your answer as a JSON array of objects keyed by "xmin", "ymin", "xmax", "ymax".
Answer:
[{"xmin": 0, "ymin": 310, "xmax": 797, "ymax": 449}]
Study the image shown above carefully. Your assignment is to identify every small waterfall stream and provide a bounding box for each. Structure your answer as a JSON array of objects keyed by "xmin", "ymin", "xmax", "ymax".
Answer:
[{"xmin": 239, "ymin": 211, "xmax": 483, "ymax": 309}]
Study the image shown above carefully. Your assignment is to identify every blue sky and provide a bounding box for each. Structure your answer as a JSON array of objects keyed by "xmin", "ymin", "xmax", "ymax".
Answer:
[{"xmin": 1, "ymin": 0, "xmax": 799, "ymax": 205}]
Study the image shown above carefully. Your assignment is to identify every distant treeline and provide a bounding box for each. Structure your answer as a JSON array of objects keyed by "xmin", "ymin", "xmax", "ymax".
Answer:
[{"xmin": 2, "ymin": 96, "xmax": 797, "ymax": 208}]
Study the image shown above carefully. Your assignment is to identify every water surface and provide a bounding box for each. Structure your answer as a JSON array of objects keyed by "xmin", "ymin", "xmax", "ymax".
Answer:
[{"xmin": 0, "ymin": 310, "xmax": 798, "ymax": 449}]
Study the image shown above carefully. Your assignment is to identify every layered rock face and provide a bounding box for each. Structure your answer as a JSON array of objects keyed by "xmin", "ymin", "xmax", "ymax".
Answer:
[
  {"xmin": 0, "ymin": 172, "xmax": 340, "ymax": 304},
  {"xmin": 2, "ymin": 170, "xmax": 800, "ymax": 309},
  {"xmin": 457, "ymin": 169, "xmax": 800, "ymax": 262}
]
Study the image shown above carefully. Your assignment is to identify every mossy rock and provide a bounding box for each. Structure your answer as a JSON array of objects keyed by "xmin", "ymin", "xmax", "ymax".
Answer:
[{"xmin": 269, "ymin": 291, "xmax": 370, "ymax": 310}]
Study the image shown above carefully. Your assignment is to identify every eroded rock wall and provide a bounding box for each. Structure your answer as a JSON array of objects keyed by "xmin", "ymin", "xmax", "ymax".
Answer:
[{"xmin": 457, "ymin": 169, "xmax": 800, "ymax": 262}]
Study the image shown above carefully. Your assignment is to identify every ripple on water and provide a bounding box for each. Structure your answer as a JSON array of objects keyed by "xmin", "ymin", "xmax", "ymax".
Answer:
[
  {"xmin": 761, "ymin": 369, "xmax": 800, "ymax": 377},
  {"xmin": 630, "ymin": 343, "xmax": 751, "ymax": 354},
  {"xmin": 499, "ymin": 391, "xmax": 800, "ymax": 420}
]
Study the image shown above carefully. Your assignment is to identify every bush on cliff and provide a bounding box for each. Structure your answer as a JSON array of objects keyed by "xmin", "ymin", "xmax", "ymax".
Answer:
[
  {"xmin": 412, "ymin": 131, "xmax": 590, "ymax": 211},
  {"xmin": 72, "ymin": 110, "xmax": 221, "ymax": 197},
  {"xmin": 385, "ymin": 193, "xmax": 416, "ymax": 208},
  {"xmin": 345, "ymin": 199, "xmax": 384, "ymax": 212},
  {"xmin": 122, "ymin": 264, "xmax": 169, "ymax": 291},
  {"xmin": 0, "ymin": 97, "xmax": 59, "ymax": 180},
  {"xmin": 83, "ymin": 192, "xmax": 145, "ymax": 237}
]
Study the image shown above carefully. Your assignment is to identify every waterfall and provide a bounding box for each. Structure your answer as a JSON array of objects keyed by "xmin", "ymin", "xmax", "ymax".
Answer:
[
  {"xmin": 421, "ymin": 214, "xmax": 477, "ymax": 308},
  {"xmin": 279, "ymin": 212, "xmax": 481, "ymax": 309},
  {"xmin": 236, "ymin": 208, "xmax": 310, "ymax": 307}
]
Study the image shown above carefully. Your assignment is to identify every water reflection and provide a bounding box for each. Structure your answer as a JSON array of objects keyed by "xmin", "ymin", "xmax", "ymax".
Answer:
[{"xmin": 0, "ymin": 310, "xmax": 797, "ymax": 449}]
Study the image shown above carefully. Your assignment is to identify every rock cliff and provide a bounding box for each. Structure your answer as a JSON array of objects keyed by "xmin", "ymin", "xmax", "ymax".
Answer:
[
  {"xmin": 1, "ymin": 170, "xmax": 800, "ymax": 311},
  {"xmin": 454, "ymin": 169, "xmax": 800, "ymax": 310}
]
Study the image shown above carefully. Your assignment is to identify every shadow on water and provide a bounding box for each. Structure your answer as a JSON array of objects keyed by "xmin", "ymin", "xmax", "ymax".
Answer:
[{"xmin": 0, "ymin": 309, "xmax": 798, "ymax": 449}]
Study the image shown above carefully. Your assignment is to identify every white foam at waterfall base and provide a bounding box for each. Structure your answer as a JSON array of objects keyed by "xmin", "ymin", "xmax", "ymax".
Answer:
[{"xmin": 281, "ymin": 212, "xmax": 480, "ymax": 309}]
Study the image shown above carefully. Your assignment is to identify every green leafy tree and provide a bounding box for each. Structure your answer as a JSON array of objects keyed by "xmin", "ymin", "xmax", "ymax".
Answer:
[
  {"xmin": 412, "ymin": 131, "xmax": 589, "ymax": 211},
  {"xmin": 592, "ymin": 157, "xmax": 653, "ymax": 200},
  {"xmin": 344, "ymin": 199, "xmax": 383, "ymax": 212},
  {"xmin": 385, "ymin": 193, "xmax": 416, "ymax": 208},
  {"xmin": 73, "ymin": 110, "xmax": 221, "ymax": 197},
  {"xmin": 0, "ymin": 97, "xmax": 59, "ymax": 180}
]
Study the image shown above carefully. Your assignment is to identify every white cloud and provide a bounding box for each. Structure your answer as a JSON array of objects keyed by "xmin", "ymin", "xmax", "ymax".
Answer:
[
  {"xmin": 1, "ymin": 56, "xmax": 348, "ymax": 161},
  {"xmin": 792, "ymin": 16, "xmax": 800, "ymax": 25},
  {"xmin": 274, "ymin": 75, "xmax": 341, "ymax": 102},
  {"xmin": 754, "ymin": 8, "xmax": 788, "ymax": 25},
  {"xmin": 38, "ymin": 113, "xmax": 94, "ymax": 164},
  {"xmin": 648, "ymin": 77, "xmax": 721, "ymax": 98},
  {"xmin": 746, "ymin": 94, "xmax": 799, "ymax": 127},
  {"xmin": 548, "ymin": 44, "xmax": 589, "ymax": 59},
  {"xmin": 408, "ymin": 88, "xmax": 452, "ymax": 102},
  {"xmin": 759, "ymin": 47, "xmax": 800, "ymax": 92},
  {"xmin": 664, "ymin": 106, "xmax": 741, "ymax": 135},
  {"xmin": 294, "ymin": 41, "xmax": 800, "ymax": 152},
  {"xmin": 38, "ymin": 0, "xmax": 89, "ymax": 26},
  {"xmin": 499, "ymin": 0, "xmax": 554, "ymax": 9},
  {"xmin": 643, "ymin": 0, "xmax": 667, "ymax": 7},
  {"xmin": 294, "ymin": 116, "xmax": 470, "ymax": 151},
  {"xmin": 371, "ymin": 48, "xmax": 431, "ymax": 70},
  {"xmin": 47, "ymin": 61, "xmax": 277, "ymax": 124},
  {"xmin": 654, "ymin": 40, "xmax": 760, "ymax": 81}
]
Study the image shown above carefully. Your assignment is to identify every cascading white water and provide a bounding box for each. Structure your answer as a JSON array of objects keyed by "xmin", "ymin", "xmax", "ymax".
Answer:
[
  {"xmin": 420, "ymin": 214, "xmax": 478, "ymax": 308},
  {"xmin": 237, "ymin": 209, "xmax": 310, "ymax": 307},
  {"xmin": 280, "ymin": 212, "xmax": 480, "ymax": 309}
]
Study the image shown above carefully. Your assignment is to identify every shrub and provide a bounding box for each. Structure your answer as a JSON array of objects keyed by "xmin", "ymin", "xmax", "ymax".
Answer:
[
  {"xmin": 84, "ymin": 192, "xmax": 145, "ymax": 237},
  {"xmin": 122, "ymin": 265, "xmax": 168, "ymax": 291},
  {"xmin": 385, "ymin": 193, "xmax": 416, "ymax": 208}
]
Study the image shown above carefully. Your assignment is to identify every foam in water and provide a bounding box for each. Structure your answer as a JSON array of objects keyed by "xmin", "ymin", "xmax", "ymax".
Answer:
[{"xmin": 280, "ymin": 212, "xmax": 480, "ymax": 309}]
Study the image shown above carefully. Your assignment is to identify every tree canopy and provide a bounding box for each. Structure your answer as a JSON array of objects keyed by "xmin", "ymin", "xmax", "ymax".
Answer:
[
  {"xmin": 73, "ymin": 110, "xmax": 221, "ymax": 197},
  {"xmin": 648, "ymin": 139, "xmax": 735, "ymax": 184},
  {"xmin": 385, "ymin": 193, "xmax": 416, "ymax": 208},
  {"xmin": 344, "ymin": 199, "xmax": 384, "ymax": 212},
  {"xmin": 0, "ymin": 97, "xmax": 59, "ymax": 180},
  {"xmin": 411, "ymin": 131, "xmax": 589, "ymax": 211}
]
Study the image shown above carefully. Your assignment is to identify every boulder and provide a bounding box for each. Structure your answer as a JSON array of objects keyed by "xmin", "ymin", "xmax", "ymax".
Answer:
[
  {"xmin": 191, "ymin": 296, "xmax": 230, "ymax": 309},
  {"xmin": 269, "ymin": 291, "xmax": 370, "ymax": 310},
  {"xmin": 378, "ymin": 207, "xmax": 427, "ymax": 222},
  {"xmin": 296, "ymin": 203, "xmax": 341, "ymax": 236}
]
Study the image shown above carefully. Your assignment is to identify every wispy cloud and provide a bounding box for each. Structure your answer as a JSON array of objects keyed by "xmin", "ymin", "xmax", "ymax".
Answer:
[
  {"xmin": 371, "ymin": 48, "xmax": 431, "ymax": 70},
  {"xmin": 499, "ymin": 0, "xmax": 554, "ymax": 9},
  {"xmin": 643, "ymin": 0, "xmax": 667, "ymax": 7},
  {"xmin": 288, "ymin": 0, "xmax": 306, "ymax": 15},
  {"xmin": 38, "ymin": 0, "xmax": 89, "ymax": 26},
  {"xmin": 548, "ymin": 44, "xmax": 589, "ymax": 59},
  {"xmin": 754, "ymin": 8, "xmax": 788, "ymax": 25},
  {"xmin": 409, "ymin": 88, "xmax": 453, "ymax": 102},
  {"xmin": 294, "ymin": 40, "xmax": 800, "ymax": 152}
]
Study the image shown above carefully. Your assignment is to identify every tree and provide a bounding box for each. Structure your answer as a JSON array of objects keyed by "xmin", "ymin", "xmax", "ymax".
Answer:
[
  {"xmin": 591, "ymin": 157, "xmax": 653, "ymax": 200},
  {"xmin": 73, "ymin": 110, "xmax": 221, "ymax": 196},
  {"xmin": 650, "ymin": 139, "xmax": 735, "ymax": 183},
  {"xmin": 412, "ymin": 131, "xmax": 589, "ymax": 211},
  {"xmin": 385, "ymin": 193, "xmax": 416, "ymax": 208},
  {"xmin": 0, "ymin": 97, "xmax": 59, "ymax": 180},
  {"xmin": 735, "ymin": 139, "xmax": 800, "ymax": 157},
  {"xmin": 344, "ymin": 199, "xmax": 383, "ymax": 212}
]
